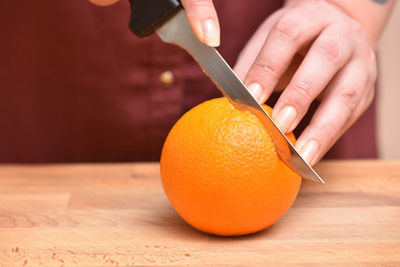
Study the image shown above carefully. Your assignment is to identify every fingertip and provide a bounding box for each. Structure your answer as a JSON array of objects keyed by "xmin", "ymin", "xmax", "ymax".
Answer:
[
  {"xmin": 272, "ymin": 105, "xmax": 297, "ymax": 133},
  {"xmin": 298, "ymin": 139, "xmax": 320, "ymax": 166},
  {"xmin": 247, "ymin": 83, "xmax": 263, "ymax": 102},
  {"xmin": 181, "ymin": 0, "xmax": 220, "ymax": 47},
  {"xmin": 203, "ymin": 19, "xmax": 220, "ymax": 47}
]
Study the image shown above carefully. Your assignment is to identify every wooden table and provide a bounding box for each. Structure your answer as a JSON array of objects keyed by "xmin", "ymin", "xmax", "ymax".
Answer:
[{"xmin": 0, "ymin": 160, "xmax": 399, "ymax": 266}]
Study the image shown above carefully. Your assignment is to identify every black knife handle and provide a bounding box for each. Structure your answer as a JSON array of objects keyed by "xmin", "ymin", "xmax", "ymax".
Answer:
[{"xmin": 128, "ymin": 0, "xmax": 182, "ymax": 38}]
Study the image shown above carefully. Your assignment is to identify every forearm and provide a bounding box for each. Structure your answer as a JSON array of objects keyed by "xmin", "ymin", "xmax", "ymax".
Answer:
[{"xmin": 285, "ymin": 0, "xmax": 395, "ymax": 47}]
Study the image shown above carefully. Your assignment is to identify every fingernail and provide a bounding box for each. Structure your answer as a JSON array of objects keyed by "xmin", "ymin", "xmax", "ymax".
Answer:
[
  {"xmin": 299, "ymin": 139, "xmax": 319, "ymax": 165},
  {"xmin": 203, "ymin": 19, "xmax": 220, "ymax": 47},
  {"xmin": 273, "ymin": 106, "xmax": 297, "ymax": 133},
  {"xmin": 247, "ymin": 83, "xmax": 263, "ymax": 102}
]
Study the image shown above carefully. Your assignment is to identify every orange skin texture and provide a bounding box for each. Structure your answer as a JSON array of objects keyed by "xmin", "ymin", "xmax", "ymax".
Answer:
[{"xmin": 160, "ymin": 98, "xmax": 301, "ymax": 236}]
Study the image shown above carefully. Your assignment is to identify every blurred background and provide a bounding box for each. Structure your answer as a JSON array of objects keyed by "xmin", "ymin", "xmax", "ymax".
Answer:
[{"xmin": 378, "ymin": 2, "xmax": 400, "ymax": 158}]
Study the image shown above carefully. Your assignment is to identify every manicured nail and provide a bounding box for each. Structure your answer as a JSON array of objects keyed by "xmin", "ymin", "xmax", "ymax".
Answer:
[
  {"xmin": 299, "ymin": 139, "xmax": 319, "ymax": 165},
  {"xmin": 273, "ymin": 106, "xmax": 297, "ymax": 133},
  {"xmin": 247, "ymin": 83, "xmax": 263, "ymax": 102},
  {"xmin": 203, "ymin": 19, "xmax": 220, "ymax": 47}
]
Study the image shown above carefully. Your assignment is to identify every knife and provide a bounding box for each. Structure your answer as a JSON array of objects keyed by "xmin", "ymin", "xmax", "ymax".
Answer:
[{"xmin": 128, "ymin": 0, "xmax": 325, "ymax": 184}]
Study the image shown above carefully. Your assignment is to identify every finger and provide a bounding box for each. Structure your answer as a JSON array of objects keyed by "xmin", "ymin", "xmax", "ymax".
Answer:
[
  {"xmin": 272, "ymin": 24, "xmax": 353, "ymax": 133},
  {"xmin": 88, "ymin": 0, "xmax": 119, "ymax": 6},
  {"xmin": 294, "ymin": 60, "xmax": 371, "ymax": 166},
  {"xmin": 243, "ymin": 5, "xmax": 328, "ymax": 103},
  {"xmin": 233, "ymin": 9, "xmax": 284, "ymax": 81},
  {"xmin": 181, "ymin": 0, "xmax": 220, "ymax": 47}
]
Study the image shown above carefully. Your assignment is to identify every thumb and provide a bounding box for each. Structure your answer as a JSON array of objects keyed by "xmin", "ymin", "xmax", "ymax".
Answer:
[{"xmin": 181, "ymin": 0, "xmax": 220, "ymax": 47}]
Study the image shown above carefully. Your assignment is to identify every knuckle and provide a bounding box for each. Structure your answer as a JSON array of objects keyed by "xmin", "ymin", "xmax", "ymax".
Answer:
[
  {"xmin": 315, "ymin": 0, "xmax": 330, "ymax": 9},
  {"xmin": 350, "ymin": 20, "xmax": 363, "ymax": 35},
  {"xmin": 371, "ymin": 65, "xmax": 378, "ymax": 85},
  {"xmin": 315, "ymin": 120, "xmax": 336, "ymax": 144},
  {"xmin": 340, "ymin": 88, "xmax": 359, "ymax": 114},
  {"xmin": 366, "ymin": 49, "xmax": 378, "ymax": 85},
  {"xmin": 274, "ymin": 14, "xmax": 301, "ymax": 42},
  {"xmin": 350, "ymin": 19, "xmax": 369, "ymax": 41},
  {"xmin": 369, "ymin": 49, "xmax": 377, "ymax": 65},
  {"xmin": 317, "ymin": 39, "xmax": 343, "ymax": 66},
  {"xmin": 366, "ymin": 88, "xmax": 375, "ymax": 107},
  {"xmin": 364, "ymin": 84, "xmax": 375, "ymax": 108},
  {"xmin": 253, "ymin": 61, "xmax": 280, "ymax": 80},
  {"xmin": 292, "ymin": 79, "xmax": 316, "ymax": 103},
  {"xmin": 355, "ymin": 87, "xmax": 374, "ymax": 119}
]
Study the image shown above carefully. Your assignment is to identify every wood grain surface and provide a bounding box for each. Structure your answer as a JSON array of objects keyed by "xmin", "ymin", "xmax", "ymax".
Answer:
[{"xmin": 0, "ymin": 160, "xmax": 399, "ymax": 266}]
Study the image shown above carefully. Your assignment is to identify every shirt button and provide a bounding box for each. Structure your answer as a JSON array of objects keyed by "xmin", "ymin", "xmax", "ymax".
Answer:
[{"xmin": 159, "ymin": 70, "xmax": 175, "ymax": 87}]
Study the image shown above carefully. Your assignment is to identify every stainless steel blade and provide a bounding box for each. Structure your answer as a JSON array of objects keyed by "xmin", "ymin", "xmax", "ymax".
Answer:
[{"xmin": 156, "ymin": 9, "xmax": 324, "ymax": 184}]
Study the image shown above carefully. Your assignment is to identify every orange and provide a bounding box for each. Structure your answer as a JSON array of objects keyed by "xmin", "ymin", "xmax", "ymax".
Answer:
[{"xmin": 160, "ymin": 97, "xmax": 301, "ymax": 236}]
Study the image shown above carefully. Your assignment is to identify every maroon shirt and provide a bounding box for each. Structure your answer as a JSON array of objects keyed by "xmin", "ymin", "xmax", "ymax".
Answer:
[{"xmin": 0, "ymin": 0, "xmax": 376, "ymax": 163}]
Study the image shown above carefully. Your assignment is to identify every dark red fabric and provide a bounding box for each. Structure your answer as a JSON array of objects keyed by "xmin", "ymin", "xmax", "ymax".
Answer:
[{"xmin": 0, "ymin": 0, "xmax": 376, "ymax": 163}]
